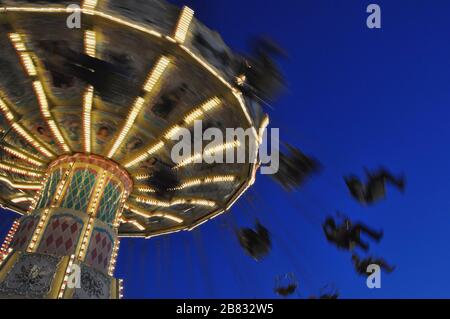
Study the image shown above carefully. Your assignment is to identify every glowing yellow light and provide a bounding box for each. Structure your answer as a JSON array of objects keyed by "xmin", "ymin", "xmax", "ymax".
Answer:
[
  {"xmin": 32, "ymin": 80, "xmax": 69, "ymax": 152},
  {"xmin": 78, "ymin": 216, "xmax": 95, "ymax": 259},
  {"xmin": 0, "ymin": 97, "xmax": 15, "ymax": 122},
  {"xmin": 89, "ymin": 171, "xmax": 107, "ymax": 215},
  {"xmin": 143, "ymin": 56, "xmax": 170, "ymax": 93},
  {"xmin": 125, "ymin": 203, "xmax": 183, "ymax": 224},
  {"xmin": 134, "ymin": 196, "xmax": 216, "ymax": 208},
  {"xmin": 124, "ymin": 97, "xmax": 221, "ymax": 168},
  {"xmin": 82, "ymin": 0, "xmax": 98, "ymax": 10},
  {"xmin": 10, "ymin": 123, "xmax": 54, "ymax": 158},
  {"xmin": 135, "ymin": 185, "xmax": 156, "ymax": 193},
  {"xmin": 205, "ymin": 140, "xmax": 240, "ymax": 156},
  {"xmin": 3, "ymin": 7, "xmax": 70, "ymax": 13},
  {"xmin": 0, "ymin": 162, "xmax": 43, "ymax": 177},
  {"xmin": 83, "ymin": 86, "xmax": 94, "ymax": 153},
  {"xmin": 8, "ymin": 33, "xmax": 40, "ymax": 75},
  {"xmin": 174, "ymin": 6, "xmax": 194, "ymax": 43},
  {"xmin": 1, "ymin": 144, "xmax": 45, "ymax": 167},
  {"xmin": 190, "ymin": 199, "xmax": 216, "ymax": 207},
  {"xmin": 84, "ymin": 30, "xmax": 96, "ymax": 57},
  {"xmin": 123, "ymin": 96, "xmax": 221, "ymax": 167},
  {"xmin": 184, "ymin": 97, "xmax": 221, "ymax": 124},
  {"xmin": 3, "ymin": 7, "xmax": 261, "ymax": 146},
  {"xmin": 171, "ymin": 175, "xmax": 236, "ymax": 190},
  {"xmin": 236, "ymin": 74, "xmax": 246, "ymax": 86},
  {"xmin": 1, "ymin": 5, "xmax": 263, "ymax": 231},
  {"xmin": 33, "ymin": 80, "xmax": 52, "ymax": 115},
  {"xmin": 124, "ymin": 141, "xmax": 164, "ymax": 168},
  {"xmin": 47, "ymin": 118, "xmax": 70, "ymax": 153},
  {"xmin": 135, "ymin": 173, "xmax": 152, "ymax": 181},
  {"xmin": 107, "ymin": 97, "xmax": 146, "ymax": 158},
  {"xmin": 93, "ymin": 10, "xmax": 163, "ymax": 38},
  {"xmin": 118, "ymin": 279, "xmax": 124, "ymax": 299},
  {"xmin": 12, "ymin": 57, "xmax": 66, "ymax": 153},
  {"xmin": 58, "ymin": 254, "xmax": 76, "ymax": 299},
  {"xmin": 108, "ymin": 239, "xmax": 120, "ymax": 276},
  {"xmin": 19, "ymin": 53, "xmax": 37, "ymax": 76},
  {"xmin": 10, "ymin": 196, "xmax": 34, "ymax": 204},
  {"xmin": 27, "ymin": 208, "xmax": 50, "ymax": 251},
  {"xmin": 164, "ymin": 125, "xmax": 182, "ymax": 140},
  {"xmin": 175, "ymin": 140, "xmax": 240, "ymax": 168},
  {"xmin": 9, "ymin": 32, "xmax": 70, "ymax": 154},
  {"xmin": 113, "ymin": 191, "xmax": 129, "ymax": 228},
  {"xmin": 121, "ymin": 217, "xmax": 146, "ymax": 231}
]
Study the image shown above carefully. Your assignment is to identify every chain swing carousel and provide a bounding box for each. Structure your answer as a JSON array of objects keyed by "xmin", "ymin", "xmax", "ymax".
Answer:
[{"xmin": 0, "ymin": 0, "xmax": 267, "ymax": 299}]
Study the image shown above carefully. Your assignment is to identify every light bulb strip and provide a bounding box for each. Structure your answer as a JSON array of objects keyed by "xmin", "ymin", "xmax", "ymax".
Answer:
[
  {"xmin": 124, "ymin": 97, "xmax": 221, "ymax": 168},
  {"xmin": 174, "ymin": 140, "xmax": 240, "ymax": 169},
  {"xmin": 0, "ymin": 220, "xmax": 19, "ymax": 257},
  {"xmin": 174, "ymin": 6, "xmax": 194, "ymax": 43},
  {"xmin": 26, "ymin": 208, "xmax": 50, "ymax": 252},
  {"xmin": 28, "ymin": 172, "xmax": 49, "ymax": 213},
  {"xmin": 57, "ymin": 254, "xmax": 76, "ymax": 299},
  {"xmin": 108, "ymin": 239, "xmax": 120, "ymax": 276},
  {"xmin": 134, "ymin": 173, "xmax": 152, "ymax": 181},
  {"xmin": 133, "ymin": 195, "xmax": 216, "ymax": 208},
  {"xmin": 82, "ymin": 0, "xmax": 98, "ymax": 10},
  {"xmin": 135, "ymin": 185, "xmax": 156, "ymax": 193},
  {"xmin": 107, "ymin": 56, "xmax": 170, "ymax": 159},
  {"xmin": 10, "ymin": 196, "xmax": 35, "ymax": 204},
  {"xmin": 82, "ymin": 86, "xmax": 94, "ymax": 153},
  {"xmin": 1, "ymin": 144, "xmax": 46, "ymax": 167},
  {"xmin": 113, "ymin": 190, "xmax": 129, "ymax": 228},
  {"xmin": 2, "ymin": 5, "xmax": 260, "ymax": 140},
  {"xmin": 124, "ymin": 203, "xmax": 183, "ymax": 224},
  {"xmin": 0, "ymin": 176, "xmax": 42, "ymax": 190},
  {"xmin": 82, "ymin": 30, "xmax": 96, "ymax": 154},
  {"xmin": 118, "ymin": 279, "xmax": 124, "ymax": 299},
  {"xmin": 0, "ymin": 96, "xmax": 54, "ymax": 158},
  {"xmin": 0, "ymin": 248, "xmax": 13, "ymax": 266},
  {"xmin": 0, "ymin": 162, "xmax": 43, "ymax": 177},
  {"xmin": 77, "ymin": 216, "xmax": 95, "ymax": 260},
  {"xmin": 120, "ymin": 217, "xmax": 146, "ymax": 231},
  {"xmin": 32, "ymin": 80, "xmax": 70, "ymax": 153},
  {"xmin": 8, "ymin": 33, "xmax": 70, "ymax": 153},
  {"xmin": 170, "ymin": 175, "xmax": 236, "ymax": 191}
]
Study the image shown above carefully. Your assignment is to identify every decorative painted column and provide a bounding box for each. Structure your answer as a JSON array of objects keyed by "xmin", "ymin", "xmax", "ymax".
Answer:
[{"xmin": 0, "ymin": 154, "xmax": 132, "ymax": 299}]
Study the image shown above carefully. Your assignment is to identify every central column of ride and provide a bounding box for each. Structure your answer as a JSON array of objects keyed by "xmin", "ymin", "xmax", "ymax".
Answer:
[{"xmin": 0, "ymin": 154, "xmax": 132, "ymax": 299}]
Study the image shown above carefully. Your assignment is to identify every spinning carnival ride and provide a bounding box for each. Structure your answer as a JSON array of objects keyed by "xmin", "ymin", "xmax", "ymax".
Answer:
[{"xmin": 0, "ymin": 0, "xmax": 267, "ymax": 298}]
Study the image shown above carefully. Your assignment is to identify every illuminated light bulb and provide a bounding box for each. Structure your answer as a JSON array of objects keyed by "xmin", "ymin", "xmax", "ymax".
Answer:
[
  {"xmin": 171, "ymin": 175, "xmax": 236, "ymax": 190},
  {"xmin": 0, "ymin": 162, "xmax": 43, "ymax": 177},
  {"xmin": 0, "ymin": 176, "xmax": 41, "ymax": 190},
  {"xmin": 1, "ymin": 145, "xmax": 45, "ymax": 167},
  {"xmin": 164, "ymin": 125, "xmax": 182, "ymax": 140},
  {"xmin": 82, "ymin": 0, "xmax": 98, "ymax": 10},
  {"xmin": 174, "ymin": 6, "xmax": 194, "ymax": 43},
  {"xmin": 84, "ymin": 30, "xmax": 96, "ymax": 57},
  {"xmin": 20, "ymin": 53, "xmax": 37, "ymax": 76},
  {"xmin": 143, "ymin": 56, "xmax": 170, "ymax": 92},
  {"xmin": 183, "ymin": 97, "xmax": 221, "ymax": 124}
]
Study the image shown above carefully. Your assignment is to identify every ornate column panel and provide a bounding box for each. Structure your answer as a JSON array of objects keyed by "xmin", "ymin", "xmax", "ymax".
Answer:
[{"xmin": 0, "ymin": 154, "xmax": 132, "ymax": 299}]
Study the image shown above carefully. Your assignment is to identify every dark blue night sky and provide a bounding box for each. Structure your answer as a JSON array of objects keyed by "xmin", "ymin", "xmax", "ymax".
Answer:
[{"xmin": 2, "ymin": 0, "xmax": 450, "ymax": 298}]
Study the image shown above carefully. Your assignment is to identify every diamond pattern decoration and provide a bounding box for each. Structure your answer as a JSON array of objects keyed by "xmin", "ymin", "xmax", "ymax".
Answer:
[
  {"xmin": 85, "ymin": 228, "xmax": 114, "ymax": 274},
  {"xmin": 11, "ymin": 216, "xmax": 37, "ymax": 251},
  {"xmin": 97, "ymin": 181, "xmax": 122, "ymax": 226},
  {"xmin": 36, "ymin": 169, "xmax": 62, "ymax": 209},
  {"xmin": 61, "ymin": 169, "xmax": 97, "ymax": 212},
  {"xmin": 37, "ymin": 215, "xmax": 83, "ymax": 256}
]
